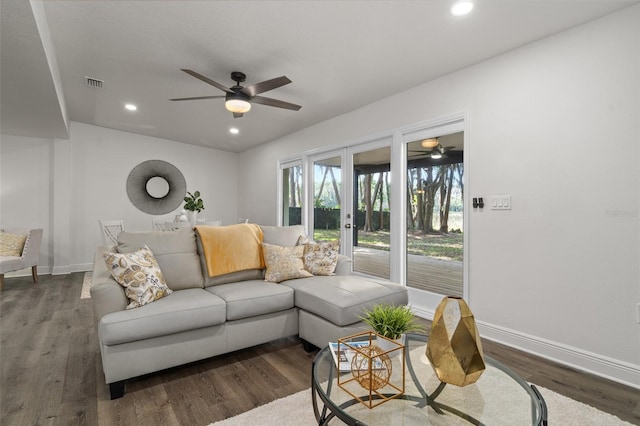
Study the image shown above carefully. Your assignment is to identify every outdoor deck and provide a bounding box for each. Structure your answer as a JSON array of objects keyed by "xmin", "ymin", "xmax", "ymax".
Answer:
[{"xmin": 352, "ymin": 247, "xmax": 463, "ymax": 297}]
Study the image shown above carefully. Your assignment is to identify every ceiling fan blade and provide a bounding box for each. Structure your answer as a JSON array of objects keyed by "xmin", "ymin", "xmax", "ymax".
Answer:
[
  {"xmin": 252, "ymin": 95, "xmax": 301, "ymax": 111},
  {"xmin": 180, "ymin": 69, "xmax": 232, "ymax": 94},
  {"xmin": 233, "ymin": 112, "xmax": 244, "ymax": 118},
  {"xmin": 170, "ymin": 95, "xmax": 225, "ymax": 101},
  {"xmin": 242, "ymin": 76, "xmax": 291, "ymax": 97}
]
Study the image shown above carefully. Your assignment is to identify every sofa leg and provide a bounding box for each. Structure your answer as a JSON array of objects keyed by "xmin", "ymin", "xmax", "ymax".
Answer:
[
  {"xmin": 302, "ymin": 339, "xmax": 317, "ymax": 353},
  {"xmin": 31, "ymin": 266, "xmax": 38, "ymax": 283},
  {"xmin": 0, "ymin": 274, "xmax": 4, "ymax": 291},
  {"xmin": 109, "ymin": 381, "xmax": 126, "ymax": 399}
]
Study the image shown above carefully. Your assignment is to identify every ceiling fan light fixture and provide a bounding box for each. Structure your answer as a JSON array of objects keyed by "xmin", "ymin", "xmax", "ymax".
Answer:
[
  {"xmin": 421, "ymin": 138, "xmax": 439, "ymax": 148},
  {"xmin": 431, "ymin": 144, "xmax": 445, "ymax": 159},
  {"xmin": 225, "ymin": 98, "xmax": 251, "ymax": 114}
]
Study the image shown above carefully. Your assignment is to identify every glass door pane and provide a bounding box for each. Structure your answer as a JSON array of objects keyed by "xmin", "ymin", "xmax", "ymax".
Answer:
[
  {"xmin": 406, "ymin": 132, "xmax": 464, "ymax": 296},
  {"xmin": 281, "ymin": 164, "xmax": 302, "ymax": 226},
  {"xmin": 351, "ymin": 146, "xmax": 391, "ymax": 279},
  {"xmin": 313, "ymin": 156, "xmax": 342, "ymax": 242}
]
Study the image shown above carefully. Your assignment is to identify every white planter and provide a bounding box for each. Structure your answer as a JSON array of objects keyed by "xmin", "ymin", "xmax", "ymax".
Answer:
[
  {"xmin": 375, "ymin": 334, "xmax": 405, "ymax": 358},
  {"xmin": 186, "ymin": 210, "xmax": 197, "ymax": 227}
]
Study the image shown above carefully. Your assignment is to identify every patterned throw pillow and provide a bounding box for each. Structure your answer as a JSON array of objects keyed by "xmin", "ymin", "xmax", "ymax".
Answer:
[
  {"xmin": 296, "ymin": 234, "xmax": 311, "ymax": 246},
  {"xmin": 262, "ymin": 243, "xmax": 313, "ymax": 283},
  {"xmin": 301, "ymin": 240, "xmax": 340, "ymax": 276},
  {"xmin": 0, "ymin": 232, "xmax": 27, "ymax": 256},
  {"xmin": 103, "ymin": 245, "xmax": 173, "ymax": 309}
]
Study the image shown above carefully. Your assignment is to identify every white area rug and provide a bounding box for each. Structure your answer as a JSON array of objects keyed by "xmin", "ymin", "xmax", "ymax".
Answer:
[
  {"xmin": 80, "ymin": 272, "xmax": 92, "ymax": 299},
  {"xmin": 209, "ymin": 385, "xmax": 633, "ymax": 426}
]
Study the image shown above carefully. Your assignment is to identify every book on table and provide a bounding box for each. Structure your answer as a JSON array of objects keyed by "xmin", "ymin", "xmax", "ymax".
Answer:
[{"xmin": 329, "ymin": 341, "xmax": 384, "ymax": 372}]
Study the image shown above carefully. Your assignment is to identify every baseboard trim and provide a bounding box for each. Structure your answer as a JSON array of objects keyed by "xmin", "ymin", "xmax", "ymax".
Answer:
[
  {"xmin": 52, "ymin": 263, "xmax": 92, "ymax": 275},
  {"xmin": 412, "ymin": 306, "xmax": 640, "ymax": 390},
  {"xmin": 51, "ymin": 266, "xmax": 70, "ymax": 275},
  {"xmin": 477, "ymin": 321, "xmax": 640, "ymax": 390},
  {"xmin": 6, "ymin": 264, "xmax": 93, "ymax": 278},
  {"xmin": 4, "ymin": 266, "xmax": 52, "ymax": 278}
]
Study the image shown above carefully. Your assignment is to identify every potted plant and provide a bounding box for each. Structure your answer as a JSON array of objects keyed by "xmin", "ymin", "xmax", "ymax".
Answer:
[
  {"xmin": 183, "ymin": 190, "xmax": 205, "ymax": 226},
  {"xmin": 360, "ymin": 304, "xmax": 424, "ymax": 354}
]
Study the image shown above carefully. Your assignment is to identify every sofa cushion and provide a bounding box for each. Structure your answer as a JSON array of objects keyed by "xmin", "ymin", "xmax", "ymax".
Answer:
[
  {"xmin": 117, "ymin": 228, "xmax": 203, "ymax": 290},
  {"xmin": 98, "ymin": 288, "xmax": 226, "ymax": 345},
  {"xmin": 282, "ymin": 275, "xmax": 408, "ymax": 327},
  {"xmin": 262, "ymin": 243, "xmax": 313, "ymax": 283},
  {"xmin": 261, "ymin": 225, "xmax": 306, "ymax": 247},
  {"xmin": 206, "ymin": 280, "xmax": 294, "ymax": 321},
  {"xmin": 103, "ymin": 245, "xmax": 173, "ymax": 309},
  {"xmin": 0, "ymin": 256, "xmax": 24, "ymax": 273}
]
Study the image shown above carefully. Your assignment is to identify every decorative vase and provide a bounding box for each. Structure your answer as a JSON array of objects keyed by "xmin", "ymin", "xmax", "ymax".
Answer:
[
  {"xmin": 186, "ymin": 210, "xmax": 197, "ymax": 227},
  {"xmin": 426, "ymin": 296, "xmax": 485, "ymax": 387}
]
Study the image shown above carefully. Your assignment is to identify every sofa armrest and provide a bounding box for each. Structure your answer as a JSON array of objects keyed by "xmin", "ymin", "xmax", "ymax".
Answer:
[
  {"xmin": 334, "ymin": 254, "xmax": 352, "ymax": 275},
  {"xmin": 22, "ymin": 228, "xmax": 43, "ymax": 268},
  {"xmin": 91, "ymin": 246, "xmax": 128, "ymax": 323}
]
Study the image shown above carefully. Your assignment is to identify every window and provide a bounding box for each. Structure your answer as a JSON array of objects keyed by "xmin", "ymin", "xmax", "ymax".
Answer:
[{"xmin": 279, "ymin": 160, "xmax": 303, "ymax": 226}]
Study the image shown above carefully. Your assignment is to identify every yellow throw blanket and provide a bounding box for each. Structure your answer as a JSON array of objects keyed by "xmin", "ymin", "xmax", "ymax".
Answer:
[{"xmin": 196, "ymin": 224, "xmax": 265, "ymax": 277}]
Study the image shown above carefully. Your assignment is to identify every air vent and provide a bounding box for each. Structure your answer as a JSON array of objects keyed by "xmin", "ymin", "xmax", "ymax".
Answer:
[{"xmin": 84, "ymin": 76, "xmax": 104, "ymax": 89}]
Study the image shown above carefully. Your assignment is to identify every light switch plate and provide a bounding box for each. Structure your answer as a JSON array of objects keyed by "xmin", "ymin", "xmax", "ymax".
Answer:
[{"xmin": 491, "ymin": 195, "xmax": 511, "ymax": 210}]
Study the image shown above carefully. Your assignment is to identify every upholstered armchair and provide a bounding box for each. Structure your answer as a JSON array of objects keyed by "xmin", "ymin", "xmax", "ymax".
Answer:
[{"xmin": 0, "ymin": 228, "xmax": 44, "ymax": 290}]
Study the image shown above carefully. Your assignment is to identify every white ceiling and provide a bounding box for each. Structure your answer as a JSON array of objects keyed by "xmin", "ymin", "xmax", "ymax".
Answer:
[{"xmin": 1, "ymin": 0, "xmax": 637, "ymax": 152}]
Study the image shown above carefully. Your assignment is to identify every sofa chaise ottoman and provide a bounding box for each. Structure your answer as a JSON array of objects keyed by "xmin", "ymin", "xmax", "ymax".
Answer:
[{"xmin": 91, "ymin": 224, "xmax": 408, "ymax": 399}]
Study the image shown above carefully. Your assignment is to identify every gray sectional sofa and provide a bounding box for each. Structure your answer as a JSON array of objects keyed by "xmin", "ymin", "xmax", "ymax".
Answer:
[{"xmin": 91, "ymin": 225, "xmax": 407, "ymax": 399}]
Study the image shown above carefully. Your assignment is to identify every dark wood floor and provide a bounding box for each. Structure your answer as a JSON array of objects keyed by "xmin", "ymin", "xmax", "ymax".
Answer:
[{"xmin": 1, "ymin": 273, "xmax": 638, "ymax": 425}]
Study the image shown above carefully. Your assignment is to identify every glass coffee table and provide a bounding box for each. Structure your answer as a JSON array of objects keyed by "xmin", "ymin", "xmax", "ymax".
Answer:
[{"xmin": 312, "ymin": 333, "xmax": 547, "ymax": 425}]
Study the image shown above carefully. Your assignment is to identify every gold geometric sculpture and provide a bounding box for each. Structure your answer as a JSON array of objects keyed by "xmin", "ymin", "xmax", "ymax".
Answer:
[{"xmin": 426, "ymin": 296, "xmax": 485, "ymax": 387}]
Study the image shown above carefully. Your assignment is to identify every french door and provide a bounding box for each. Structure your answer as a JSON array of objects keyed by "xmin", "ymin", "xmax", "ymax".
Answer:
[{"xmin": 308, "ymin": 139, "xmax": 392, "ymax": 279}]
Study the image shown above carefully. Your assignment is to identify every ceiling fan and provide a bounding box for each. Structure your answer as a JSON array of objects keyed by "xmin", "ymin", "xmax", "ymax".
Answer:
[
  {"xmin": 408, "ymin": 139, "xmax": 455, "ymax": 159},
  {"xmin": 170, "ymin": 69, "xmax": 302, "ymax": 118}
]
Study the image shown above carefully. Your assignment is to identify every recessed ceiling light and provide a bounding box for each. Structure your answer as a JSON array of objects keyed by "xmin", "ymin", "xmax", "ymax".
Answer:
[
  {"xmin": 125, "ymin": 103, "xmax": 137, "ymax": 111},
  {"xmin": 451, "ymin": 0, "xmax": 474, "ymax": 16},
  {"xmin": 229, "ymin": 127, "xmax": 239, "ymax": 135}
]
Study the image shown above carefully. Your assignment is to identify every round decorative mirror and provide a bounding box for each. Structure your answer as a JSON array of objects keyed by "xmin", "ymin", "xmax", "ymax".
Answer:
[
  {"xmin": 127, "ymin": 160, "xmax": 186, "ymax": 214},
  {"xmin": 146, "ymin": 176, "xmax": 170, "ymax": 199}
]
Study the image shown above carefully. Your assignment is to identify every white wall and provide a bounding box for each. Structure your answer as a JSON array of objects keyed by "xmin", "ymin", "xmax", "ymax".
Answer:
[
  {"xmin": 238, "ymin": 6, "xmax": 640, "ymax": 387},
  {"xmin": 0, "ymin": 135, "xmax": 55, "ymax": 269},
  {"xmin": 1, "ymin": 121, "xmax": 239, "ymax": 273}
]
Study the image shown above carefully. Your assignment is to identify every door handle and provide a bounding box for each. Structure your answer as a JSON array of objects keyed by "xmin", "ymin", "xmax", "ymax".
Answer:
[{"xmin": 345, "ymin": 224, "xmax": 351, "ymax": 229}]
